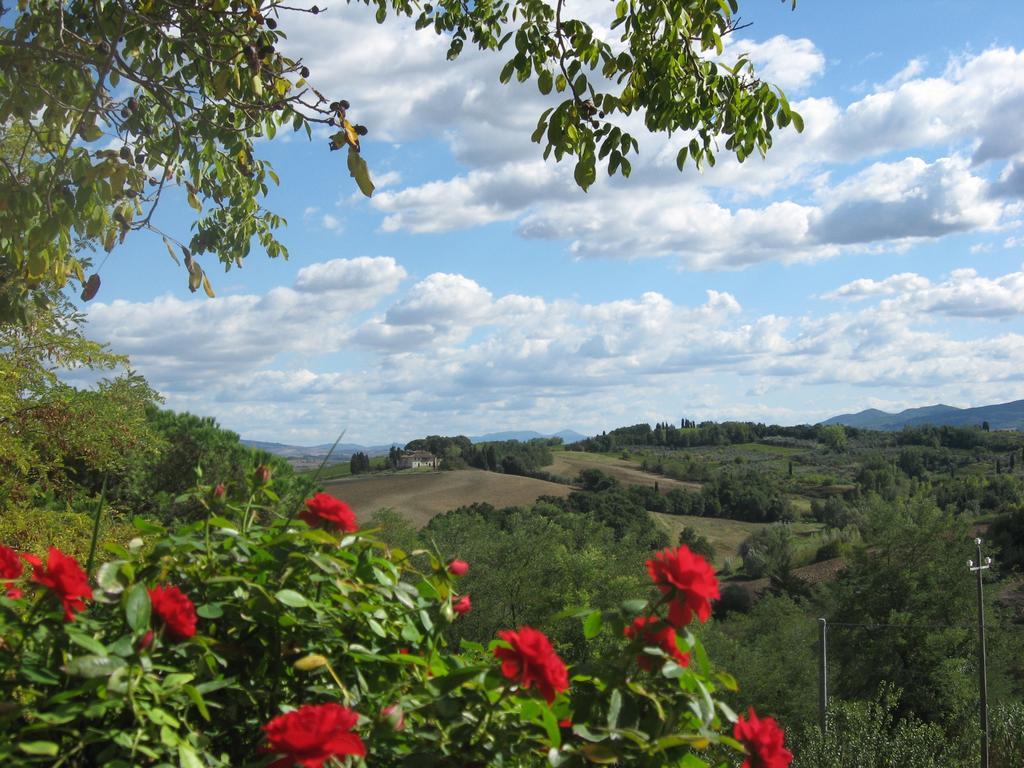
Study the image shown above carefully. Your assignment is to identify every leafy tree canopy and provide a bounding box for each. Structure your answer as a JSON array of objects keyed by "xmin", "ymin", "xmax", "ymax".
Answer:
[{"xmin": 0, "ymin": 0, "xmax": 801, "ymax": 320}]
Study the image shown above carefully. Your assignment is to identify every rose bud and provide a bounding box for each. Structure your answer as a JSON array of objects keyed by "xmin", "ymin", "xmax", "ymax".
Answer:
[
  {"xmin": 212, "ymin": 483, "xmax": 226, "ymax": 501},
  {"xmin": 453, "ymin": 595, "xmax": 471, "ymax": 615},
  {"xmin": 254, "ymin": 464, "xmax": 271, "ymax": 485},
  {"xmin": 139, "ymin": 629, "xmax": 154, "ymax": 651},
  {"xmin": 381, "ymin": 704, "xmax": 405, "ymax": 731},
  {"xmin": 447, "ymin": 559, "xmax": 469, "ymax": 576}
]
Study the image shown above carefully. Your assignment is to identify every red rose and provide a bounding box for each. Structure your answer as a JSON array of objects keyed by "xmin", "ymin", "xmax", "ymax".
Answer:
[
  {"xmin": 300, "ymin": 493, "xmax": 357, "ymax": 533},
  {"xmin": 623, "ymin": 616, "xmax": 690, "ymax": 670},
  {"xmin": 148, "ymin": 585, "xmax": 198, "ymax": 640},
  {"xmin": 646, "ymin": 545, "xmax": 719, "ymax": 627},
  {"xmin": 493, "ymin": 626, "xmax": 569, "ymax": 704},
  {"xmin": 264, "ymin": 703, "xmax": 365, "ymax": 768},
  {"xmin": 0, "ymin": 544, "xmax": 24, "ymax": 599},
  {"xmin": 24, "ymin": 547, "xmax": 91, "ymax": 621},
  {"xmin": 447, "ymin": 559, "xmax": 469, "ymax": 576},
  {"xmin": 453, "ymin": 595, "xmax": 471, "ymax": 615},
  {"xmin": 733, "ymin": 708, "xmax": 793, "ymax": 768}
]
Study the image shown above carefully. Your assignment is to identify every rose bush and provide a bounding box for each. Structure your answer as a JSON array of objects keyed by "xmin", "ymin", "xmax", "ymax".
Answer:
[{"xmin": 0, "ymin": 470, "xmax": 792, "ymax": 767}]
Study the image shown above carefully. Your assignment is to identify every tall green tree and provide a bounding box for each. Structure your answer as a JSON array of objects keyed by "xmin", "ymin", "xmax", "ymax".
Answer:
[{"xmin": 0, "ymin": 296, "xmax": 158, "ymax": 502}]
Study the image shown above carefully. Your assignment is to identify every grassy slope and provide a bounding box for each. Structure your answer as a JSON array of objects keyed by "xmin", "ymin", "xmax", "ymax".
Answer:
[
  {"xmin": 549, "ymin": 451, "xmax": 702, "ymax": 492},
  {"xmin": 651, "ymin": 513, "xmax": 823, "ymax": 567}
]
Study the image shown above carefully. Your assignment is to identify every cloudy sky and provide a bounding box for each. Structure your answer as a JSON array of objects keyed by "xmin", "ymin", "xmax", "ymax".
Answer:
[{"xmin": 81, "ymin": 0, "xmax": 1024, "ymax": 445}]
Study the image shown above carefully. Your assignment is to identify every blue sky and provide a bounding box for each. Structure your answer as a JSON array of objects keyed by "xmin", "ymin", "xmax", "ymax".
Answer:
[{"xmin": 79, "ymin": 0, "xmax": 1024, "ymax": 445}]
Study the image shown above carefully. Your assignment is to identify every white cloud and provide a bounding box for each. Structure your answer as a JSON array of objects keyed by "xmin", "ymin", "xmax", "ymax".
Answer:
[
  {"xmin": 826, "ymin": 267, "xmax": 1024, "ymax": 318},
  {"xmin": 878, "ymin": 57, "xmax": 927, "ymax": 91},
  {"xmin": 823, "ymin": 273, "xmax": 932, "ymax": 300},
  {"xmin": 89, "ymin": 255, "xmax": 1024, "ymax": 442},
  {"xmin": 358, "ymin": 40, "xmax": 1023, "ymax": 268},
  {"xmin": 293, "ymin": 256, "xmax": 406, "ymax": 294},
  {"xmin": 87, "ymin": 256, "xmax": 406, "ymax": 383},
  {"xmin": 723, "ymin": 35, "xmax": 826, "ymax": 93}
]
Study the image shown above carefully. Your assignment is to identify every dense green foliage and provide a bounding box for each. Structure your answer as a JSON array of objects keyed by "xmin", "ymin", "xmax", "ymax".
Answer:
[
  {"xmin": 0, "ymin": 474, "xmax": 766, "ymax": 767},
  {"xmin": 405, "ymin": 434, "xmax": 560, "ymax": 478},
  {"xmin": 0, "ymin": 0, "xmax": 801, "ymax": 319}
]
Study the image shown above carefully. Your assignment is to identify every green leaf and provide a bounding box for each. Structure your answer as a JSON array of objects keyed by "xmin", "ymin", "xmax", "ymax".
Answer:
[
  {"xmin": 621, "ymin": 599, "xmax": 647, "ymax": 615},
  {"xmin": 583, "ymin": 609, "xmax": 603, "ymax": 639},
  {"xmin": 606, "ymin": 688, "xmax": 622, "ymax": 729},
  {"xmin": 125, "ymin": 583, "xmax": 151, "ymax": 632},
  {"xmin": 18, "ymin": 742, "xmax": 59, "ymax": 756},
  {"xmin": 499, "ymin": 59, "xmax": 516, "ymax": 84},
  {"xmin": 574, "ymin": 158, "xmax": 596, "ymax": 191},
  {"xmin": 538, "ymin": 69, "xmax": 553, "ymax": 95},
  {"xmin": 196, "ymin": 602, "xmax": 223, "ymax": 619},
  {"xmin": 274, "ymin": 589, "xmax": 309, "ymax": 608},
  {"xmin": 347, "ymin": 148, "xmax": 375, "ymax": 197},
  {"xmin": 791, "ymin": 110, "xmax": 805, "ymax": 132},
  {"xmin": 178, "ymin": 744, "xmax": 205, "ymax": 768},
  {"xmin": 680, "ymin": 755, "xmax": 709, "ymax": 768},
  {"xmin": 67, "ymin": 630, "xmax": 109, "ymax": 657},
  {"xmin": 676, "ymin": 146, "xmax": 689, "ymax": 171},
  {"xmin": 63, "ymin": 655, "xmax": 126, "ymax": 679},
  {"xmin": 183, "ymin": 684, "xmax": 212, "ymax": 721}
]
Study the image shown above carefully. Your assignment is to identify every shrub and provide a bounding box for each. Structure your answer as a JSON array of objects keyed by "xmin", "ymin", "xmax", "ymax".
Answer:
[
  {"xmin": 0, "ymin": 476, "xmax": 793, "ymax": 767},
  {"xmin": 789, "ymin": 685, "xmax": 968, "ymax": 768},
  {"xmin": 992, "ymin": 701, "xmax": 1024, "ymax": 768},
  {"xmin": 714, "ymin": 584, "xmax": 754, "ymax": 618}
]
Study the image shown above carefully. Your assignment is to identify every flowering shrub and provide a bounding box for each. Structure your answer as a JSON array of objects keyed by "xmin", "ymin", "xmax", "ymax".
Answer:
[{"xmin": 0, "ymin": 474, "xmax": 792, "ymax": 767}]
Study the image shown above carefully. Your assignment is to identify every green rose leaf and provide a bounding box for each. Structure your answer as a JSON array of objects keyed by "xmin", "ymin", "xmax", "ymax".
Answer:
[
  {"xmin": 63, "ymin": 655, "xmax": 127, "ymax": 679},
  {"xmin": 125, "ymin": 582, "xmax": 151, "ymax": 632},
  {"xmin": 274, "ymin": 589, "xmax": 309, "ymax": 608}
]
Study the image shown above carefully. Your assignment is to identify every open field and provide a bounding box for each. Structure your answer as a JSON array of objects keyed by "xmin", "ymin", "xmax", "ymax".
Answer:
[
  {"xmin": 550, "ymin": 451, "xmax": 702, "ymax": 493},
  {"xmin": 651, "ymin": 512, "xmax": 824, "ymax": 567},
  {"xmin": 322, "ymin": 469, "xmax": 571, "ymax": 528}
]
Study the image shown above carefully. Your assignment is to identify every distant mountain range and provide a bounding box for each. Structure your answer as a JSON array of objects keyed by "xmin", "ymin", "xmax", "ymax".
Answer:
[
  {"xmin": 822, "ymin": 399, "xmax": 1024, "ymax": 431},
  {"xmin": 241, "ymin": 429, "xmax": 588, "ymax": 464}
]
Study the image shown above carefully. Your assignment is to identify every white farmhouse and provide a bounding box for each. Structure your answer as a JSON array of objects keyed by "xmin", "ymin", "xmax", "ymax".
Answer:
[{"xmin": 397, "ymin": 450, "xmax": 438, "ymax": 469}]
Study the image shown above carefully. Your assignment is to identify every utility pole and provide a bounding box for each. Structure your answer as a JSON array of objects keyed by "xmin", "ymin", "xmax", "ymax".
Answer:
[
  {"xmin": 818, "ymin": 617, "xmax": 828, "ymax": 734},
  {"xmin": 968, "ymin": 538, "xmax": 991, "ymax": 768}
]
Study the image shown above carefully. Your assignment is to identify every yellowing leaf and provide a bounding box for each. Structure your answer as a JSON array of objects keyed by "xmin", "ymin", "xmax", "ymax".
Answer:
[
  {"xmin": 80, "ymin": 125, "xmax": 103, "ymax": 142},
  {"xmin": 341, "ymin": 119, "xmax": 360, "ymax": 150},
  {"xmin": 201, "ymin": 272, "xmax": 215, "ymax": 298},
  {"xmin": 187, "ymin": 192, "xmax": 201, "ymax": 212},
  {"xmin": 293, "ymin": 654, "xmax": 329, "ymax": 671},
  {"xmin": 212, "ymin": 70, "xmax": 230, "ymax": 99},
  {"xmin": 580, "ymin": 743, "xmax": 619, "ymax": 764},
  {"xmin": 26, "ymin": 251, "xmax": 47, "ymax": 278},
  {"xmin": 347, "ymin": 148, "xmax": 375, "ymax": 198}
]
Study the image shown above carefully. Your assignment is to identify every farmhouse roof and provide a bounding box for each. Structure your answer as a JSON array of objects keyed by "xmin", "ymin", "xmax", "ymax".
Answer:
[{"xmin": 404, "ymin": 450, "xmax": 435, "ymax": 459}]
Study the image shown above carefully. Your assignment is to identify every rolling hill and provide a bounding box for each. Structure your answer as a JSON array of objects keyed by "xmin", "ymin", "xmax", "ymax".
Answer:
[{"xmin": 823, "ymin": 399, "xmax": 1024, "ymax": 430}]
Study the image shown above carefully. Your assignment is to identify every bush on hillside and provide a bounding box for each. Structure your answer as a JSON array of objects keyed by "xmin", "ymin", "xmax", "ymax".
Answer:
[{"xmin": 0, "ymin": 474, "xmax": 793, "ymax": 767}]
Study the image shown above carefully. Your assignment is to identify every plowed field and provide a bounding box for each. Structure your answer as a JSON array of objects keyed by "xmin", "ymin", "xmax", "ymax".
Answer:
[{"xmin": 322, "ymin": 468, "xmax": 571, "ymax": 528}]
